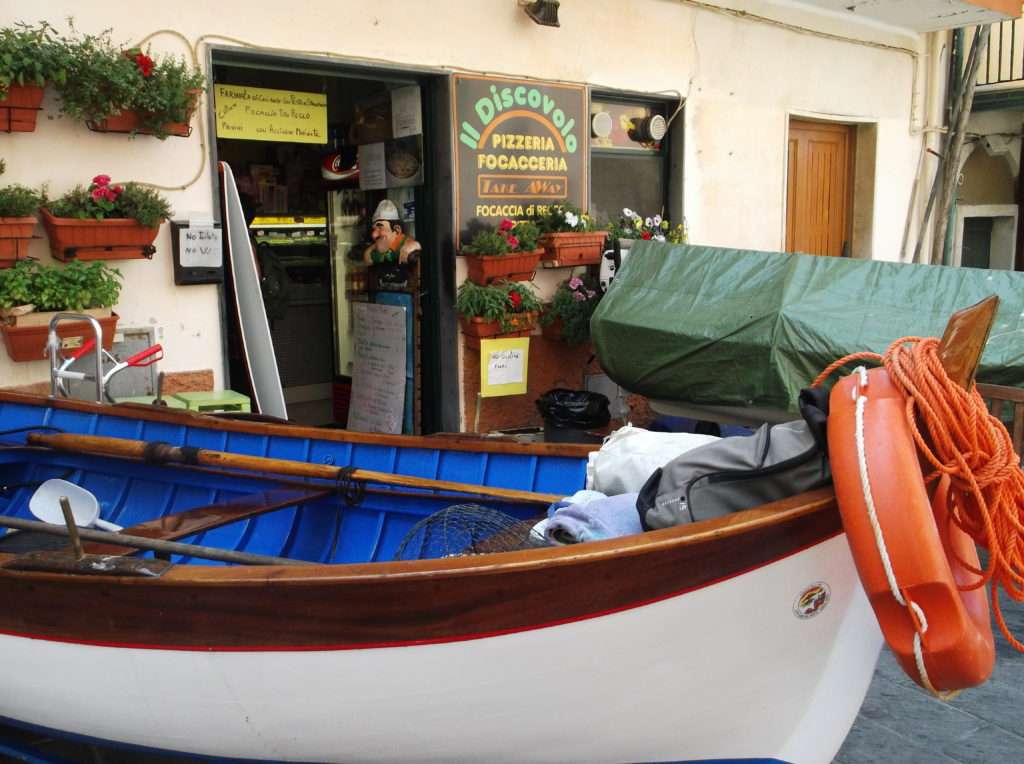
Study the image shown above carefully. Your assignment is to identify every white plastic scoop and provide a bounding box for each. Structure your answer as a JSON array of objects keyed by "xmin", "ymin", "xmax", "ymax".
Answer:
[{"xmin": 29, "ymin": 479, "xmax": 123, "ymax": 532}]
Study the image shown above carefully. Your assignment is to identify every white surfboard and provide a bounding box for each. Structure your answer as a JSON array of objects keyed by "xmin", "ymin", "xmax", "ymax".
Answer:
[{"xmin": 219, "ymin": 162, "xmax": 288, "ymax": 420}]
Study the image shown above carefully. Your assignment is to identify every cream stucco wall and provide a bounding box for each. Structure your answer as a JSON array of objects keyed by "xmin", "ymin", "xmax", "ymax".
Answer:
[{"xmin": 1, "ymin": 0, "xmax": 930, "ymax": 391}]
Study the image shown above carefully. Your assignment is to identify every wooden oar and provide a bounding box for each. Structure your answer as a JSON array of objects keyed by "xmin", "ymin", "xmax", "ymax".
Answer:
[{"xmin": 25, "ymin": 433, "xmax": 565, "ymax": 505}]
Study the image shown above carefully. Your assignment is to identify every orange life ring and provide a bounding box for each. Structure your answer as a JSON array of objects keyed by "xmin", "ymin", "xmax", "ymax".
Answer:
[{"xmin": 828, "ymin": 366, "xmax": 995, "ymax": 693}]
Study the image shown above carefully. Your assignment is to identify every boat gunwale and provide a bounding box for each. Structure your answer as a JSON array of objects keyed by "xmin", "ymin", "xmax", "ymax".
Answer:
[
  {"xmin": 0, "ymin": 391, "xmax": 594, "ymax": 458},
  {"xmin": 0, "ymin": 487, "xmax": 838, "ymax": 585}
]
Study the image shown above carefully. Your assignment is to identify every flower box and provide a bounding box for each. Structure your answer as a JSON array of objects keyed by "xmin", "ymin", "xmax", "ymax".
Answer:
[
  {"xmin": 539, "ymin": 231, "xmax": 608, "ymax": 266},
  {"xmin": 1, "ymin": 309, "xmax": 118, "ymax": 363},
  {"xmin": 40, "ymin": 208, "xmax": 160, "ymax": 262},
  {"xmin": 465, "ymin": 248, "xmax": 542, "ymax": 284},
  {"xmin": 459, "ymin": 312, "xmax": 537, "ymax": 350},
  {"xmin": 85, "ymin": 89, "xmax": 200, "ymax": 138},
  {"xmin": 0, "ymin": 216, "xmax": 36, "ymax": 269},
  {"xmin": 0, "ymin": 84, "xmax": 45, "ymax": 133}
]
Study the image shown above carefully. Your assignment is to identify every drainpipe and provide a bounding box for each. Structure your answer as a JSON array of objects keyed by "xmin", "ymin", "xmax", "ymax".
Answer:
[{"xmin": 942, "ymin": 31, "xmax": 965, "ymax": 266}]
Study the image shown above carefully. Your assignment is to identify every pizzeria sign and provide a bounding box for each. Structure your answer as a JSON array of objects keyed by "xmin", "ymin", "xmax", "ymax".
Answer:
[{"xmin": 453, "ymin": 74, "xmax": 588, "ymax": 246}]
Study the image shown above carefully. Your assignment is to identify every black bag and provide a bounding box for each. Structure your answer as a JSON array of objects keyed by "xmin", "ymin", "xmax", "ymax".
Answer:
[{"xmin": 637, "ymin": 388, "xmax": 830, "ymax": 529}]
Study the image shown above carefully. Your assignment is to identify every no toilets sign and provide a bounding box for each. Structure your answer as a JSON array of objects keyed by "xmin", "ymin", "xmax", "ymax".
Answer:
[{"xmin": 453, "ymin": 74, "xmax": 587, "ymax": 248}]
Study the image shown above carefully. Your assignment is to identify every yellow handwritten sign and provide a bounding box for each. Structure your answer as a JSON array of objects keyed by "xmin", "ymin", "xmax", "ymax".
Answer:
[
  {"xmin": 214, "ymin": 85, "xmax": 327, "ymax": 144},
  {"xmin": 480, "ymin": 337, "xmax": 530, "ymax": 397}
]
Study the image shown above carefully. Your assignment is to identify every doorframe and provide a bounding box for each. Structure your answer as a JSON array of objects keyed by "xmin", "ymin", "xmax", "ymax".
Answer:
[
  {"xmin": 204, "ymin": 45, "xmax": 459, "ymax": 432},
  {"xmin": 782, "ymin": 110, "xmax": 874, "ymax": 256}
]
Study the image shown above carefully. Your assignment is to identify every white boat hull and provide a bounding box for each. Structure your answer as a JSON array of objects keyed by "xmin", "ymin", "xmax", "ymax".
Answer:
[{"xmin": 0, "ymin": 534, "xmax": 880, "ymax": 763}]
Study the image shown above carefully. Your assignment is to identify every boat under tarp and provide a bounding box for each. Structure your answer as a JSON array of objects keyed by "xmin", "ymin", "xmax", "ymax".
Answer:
[{"xmin": 591, "ymin": 243, "xmax": 1024, "ymax": 417}]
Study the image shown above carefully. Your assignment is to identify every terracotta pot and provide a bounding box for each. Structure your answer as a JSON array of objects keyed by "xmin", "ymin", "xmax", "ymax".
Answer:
[
  {"xmin": 0, "ymin": 216, "xmax": 37, "ymax": 268},
  {"xmin": 40, "ymin": 208, "xmax": 161, "ymax": 262},
  {"xmin": 464, "ymin": 248, "xmax": 542, "ymax": 284},
  {"xmin": 539, "ymin": 231, "xmax": 608, "ymax": 265},
  {"xmin": 459, "ymin": 312, "xmax": 537, "ymax": 350},
  {"xmin": 0, "ymin": 84, "xmax": 45, "ymax": 132},
  {"xmin": 1, "ymin": 311, "xmax": 119, "ymax": 363},
  {"xmin": 541, "ymin": 315, "xmax": 564, "ymax": 342},
  {"xmin": 86, "ymin": 89, "xmax": 201, "ymax": 138}
]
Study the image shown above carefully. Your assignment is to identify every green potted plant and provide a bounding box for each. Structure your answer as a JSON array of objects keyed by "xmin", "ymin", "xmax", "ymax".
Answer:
[
  {"xmin": 0, "ymin": 174, "xmax": 43, "ymax": 268},
  {"xmin": 534, "ymin": 203, "xmax": 607, "ymax": 265},
  {"xmin": 56, "ymin": 29, "xmax": 205, "ymax": 139},
  {"xmin": 462, "ymin": 218, "xmax": 542, "ymax": 284},
  {"xmin": 0, "ymin": 259, "xmax": 122, "ymax": 362},
  {"xmin": 607, "ymin": 207, "xmax": 687, "ymax": 248},
  {"xmin": 0, "ymin": 21, "xmax": 71, "ymax": 132},
  {"xmin": 540, "ymin": 275, "xmax": 602, "ymax": 345},
  {"xmin": 41, "ymin": 174, "xmax": 172, "ymax": 261},
  {"xmin": 456, "ymin": 279, "xmax": 541, "ymax": 349}
]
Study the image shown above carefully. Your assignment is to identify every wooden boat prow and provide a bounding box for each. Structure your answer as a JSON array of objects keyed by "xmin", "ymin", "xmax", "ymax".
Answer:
[{"xmin": 0, "ymin": 297, "xmax": 999, "ymax": 764}]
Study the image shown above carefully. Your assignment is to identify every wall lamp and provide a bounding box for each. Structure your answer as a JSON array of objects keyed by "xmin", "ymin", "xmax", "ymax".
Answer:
[{"xmin": 519, "ymin": 0, "xmax": 560, "ymax": 27}]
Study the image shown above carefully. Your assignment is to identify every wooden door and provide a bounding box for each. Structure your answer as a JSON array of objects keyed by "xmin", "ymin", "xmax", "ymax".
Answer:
[{"xmin": 786, "ymin": 120, "xmax": 854, "ymax": 257}]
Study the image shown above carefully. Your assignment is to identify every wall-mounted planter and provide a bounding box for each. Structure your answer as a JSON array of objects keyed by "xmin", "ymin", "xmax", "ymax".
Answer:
[
  {"xmin": 464, "ymin": 248, "xmax": 542, "ymax": 284},
  {"xmin": 85, "ymin": 89, "xmax": 200, "ymax": 138},
  {"xmin": 40, "ymin": 208, "xmax": 160, "ymax": 261},
  {"xmin": 0, "ymin": 216, "xmax": 36, "ymax": 268},
  {"xmin": 1, "ymin": 309, "xmax": 118, "ymax": 362},
  {"xmin": 539, "ymin": 232, "xmax": 608, "ymax": 266},
  {"xmin": 459, "ymin": 312, "xmax": 537, "ymax": 351},
  {"xmin": 0, "ymin": 84, "xmax": 45, "ymax": 133}
]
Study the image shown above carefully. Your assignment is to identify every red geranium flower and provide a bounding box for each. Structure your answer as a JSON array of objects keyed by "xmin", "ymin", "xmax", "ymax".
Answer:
[
  {"xmin": 134, "ymin": 53, "xmax": 154, "ymax": 78},
  {"xmin": 508, "ymin": 291, "xmax": 523, "ymax": 310},
  {"xmin": 641, "ymin": 231, "xmax": 652, "ymax": 240},
  {"xmin": 92, "ymin": 174, "xmax": 111, "ymax": 187},
  {"xmin": 498, "ymin": 218, "xmax": 515, "ymax": 232},
  {"xmin": 506, "ymin": 235, "xmax": 520, "ymax": 250}
]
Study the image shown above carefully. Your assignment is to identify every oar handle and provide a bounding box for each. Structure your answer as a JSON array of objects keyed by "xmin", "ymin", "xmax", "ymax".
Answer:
[{"xmin": 26, "ymin": 433, "xmax": 564, "ymax": 505}]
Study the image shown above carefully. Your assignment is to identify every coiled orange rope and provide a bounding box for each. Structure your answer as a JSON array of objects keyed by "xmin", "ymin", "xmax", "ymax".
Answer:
[{"xmin": 814, "ymin": 337, "xmax": 1024, "ymax": 652}]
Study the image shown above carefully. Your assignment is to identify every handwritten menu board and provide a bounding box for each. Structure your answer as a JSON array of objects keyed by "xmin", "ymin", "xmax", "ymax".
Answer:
[
  {"xmin": 453, "ymin": 74, "xmax": 587, "ymax": 248},
  {"xmin": 214, "ymin": 85, "xmax": 327, "ymax": 144},
  {"xmin": 347, "ymin": 303, "xmax": 407, "ymax": 434}
]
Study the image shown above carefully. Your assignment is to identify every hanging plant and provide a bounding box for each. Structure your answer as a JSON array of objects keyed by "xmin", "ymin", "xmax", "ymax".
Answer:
[
  {"xmin": 55, "ymin": 28, "xmax": 205, "ymax": 139},
  {"xmin": 0, "ymin": 21, "xmax": 72, "ymax": 132}
]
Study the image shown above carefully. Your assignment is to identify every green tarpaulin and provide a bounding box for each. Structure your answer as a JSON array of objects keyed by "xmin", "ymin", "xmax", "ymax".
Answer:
[{"xmin": 590, "ymin": 243, "xmax": 1024, "ymax": 415}]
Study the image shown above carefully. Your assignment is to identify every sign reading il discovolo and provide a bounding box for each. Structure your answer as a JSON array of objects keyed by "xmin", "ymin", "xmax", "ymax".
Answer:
[{"xmin": 452, "ymin": 74, "xmax": 588, "ymax": 248}]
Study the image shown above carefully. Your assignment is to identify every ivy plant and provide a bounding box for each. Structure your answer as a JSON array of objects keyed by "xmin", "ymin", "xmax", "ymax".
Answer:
[
  {"xmin": 0, "ymin": 259, "xmax": 122, "ymax": 311},
  {"xmin": 456, "ymin": 279, "xmax": 541, "ymax": 331}
]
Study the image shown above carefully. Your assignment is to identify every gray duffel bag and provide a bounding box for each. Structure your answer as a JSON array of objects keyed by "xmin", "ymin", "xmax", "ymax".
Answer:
[{"xmin": 636, "ymin": 388, "xmax": 830, "ymax": 529}]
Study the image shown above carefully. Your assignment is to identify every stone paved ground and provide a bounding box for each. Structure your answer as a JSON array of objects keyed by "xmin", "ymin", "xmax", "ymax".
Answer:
[{"xmin": 834, "ymin": 591, "xmax": 1024, "ymax": 764}]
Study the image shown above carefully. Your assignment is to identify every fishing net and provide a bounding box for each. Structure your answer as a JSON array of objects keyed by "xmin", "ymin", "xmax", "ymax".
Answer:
[{"xmin": 393, "ymin": 504, "xmax": 541, "ymax": 561}]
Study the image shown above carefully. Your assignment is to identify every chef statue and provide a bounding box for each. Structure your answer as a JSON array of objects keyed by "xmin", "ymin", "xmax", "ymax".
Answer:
[{"xmin": 363, "ymin": 199, "xmax": 422, "ymax": 265}]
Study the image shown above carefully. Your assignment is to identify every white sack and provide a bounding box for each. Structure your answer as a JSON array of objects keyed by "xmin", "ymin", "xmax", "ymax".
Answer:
[{"xmin": 585, "ymin": 425, "xmax": 720, "ymax": 495}]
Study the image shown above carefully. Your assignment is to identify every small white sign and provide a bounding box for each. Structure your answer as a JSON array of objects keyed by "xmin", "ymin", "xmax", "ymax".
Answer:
[
  {"xmin": 391, "ymin": 85, "xmax": 423, "ymax": 138},
  {"xmin": 358, "ymin": 142, "xmax": 387, "ymax": 190},
  {"xmin": 179, "ymin": 226, "xmax": 223, "ymax": 268},
  {"xmin": 486, "ymin": 348, "xmax": 525, "ymax": 387}
]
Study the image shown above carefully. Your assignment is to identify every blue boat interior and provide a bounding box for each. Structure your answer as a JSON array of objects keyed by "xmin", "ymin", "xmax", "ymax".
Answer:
[{"xmin": 0, "ymin": 400, "xmax": 589, "ymax": 566}]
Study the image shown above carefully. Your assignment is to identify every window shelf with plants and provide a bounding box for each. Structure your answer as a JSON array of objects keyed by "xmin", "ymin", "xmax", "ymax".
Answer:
[
  {"xmin": 0, "ymin": 171, "xmax": 43, "ymax": 269},
  {"xmin": 0, "ymin": 259, "xmax": 122, "ymax": 362},
  {"xmin": 456, "ymin": 279, "xmax": 541, "ymax": 350},
  {"xmin": 0, "ymin": 22, "xmax": 70, "ymax": 133},
  {"xmin": 55, "ymin": 28, "xmax": 205, "ymax": 139},
  {"xmin": 41, "ymin": 175, "xmax": 172, "ymax": 261},
  {"xmin": 535, "ymin": 203, "xmax": 608, "ymax": 266},
  {"xmin": 461, "ymin": 218, "xmax": 542, "ymax": 284}
]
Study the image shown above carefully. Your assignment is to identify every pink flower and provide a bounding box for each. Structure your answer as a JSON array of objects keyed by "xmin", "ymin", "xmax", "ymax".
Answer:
[
  {"xmin": 506, "ymin": 235, "xmax": 520, "ymax": 250},
  {"xmin": 572, "ymin": 291, "xmax": 586, "ymax": 301},
  {"xmin": 111, "ymin": 185, "xmax": 124, "ymax": 197},
  {"xmin": 568, "ymin": 276, "xmax": 583, "ymax": 289},
  {"xmin": 101, "ymin": 186, "xmax": 118, "ymax": 202},
  {"xmin": 92, "ymin": 174, "xmax": 111, "ymax": 187},
  {"xmin": 90, "ymin": 188, "xmax": 105, "ymax": 202},
  {"xmin": 498, "ymin": 218, "xmax": 515, "ymax": 232}
]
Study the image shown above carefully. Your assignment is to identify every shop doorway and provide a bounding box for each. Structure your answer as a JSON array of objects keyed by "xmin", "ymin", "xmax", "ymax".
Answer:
[
  {"xmin": 785, "ymin": 119, "xmax": 855, "ymax": 257},
  {"xmin": 208, "ymin": 49, "xmax": 456, "ymax": 433}
]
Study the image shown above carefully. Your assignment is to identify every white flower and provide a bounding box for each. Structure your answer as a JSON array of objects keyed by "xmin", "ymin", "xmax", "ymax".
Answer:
[
  {"xmin": 644, "ymin": 217, "xmax": 653, "ymax": 228},
  {"xmin": 564, "ymin": 211, "xmax": 579, "ymax": 228},
  {"xmin": 653, "ymin": 215, "xmax": 662, "ymax": 226},
  {"xmin": 653, "ymin": 234, "xmax": 666, "ymax": 242},
  {"xmin": 622, "ymin": 207, "xmax": 634, "ymax": 218}
]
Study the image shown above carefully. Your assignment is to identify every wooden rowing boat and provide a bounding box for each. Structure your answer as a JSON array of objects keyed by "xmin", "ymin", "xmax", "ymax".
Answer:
[{"xmin": 0, "ymin": 299, "xmax": 996, "ymax": 763}]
